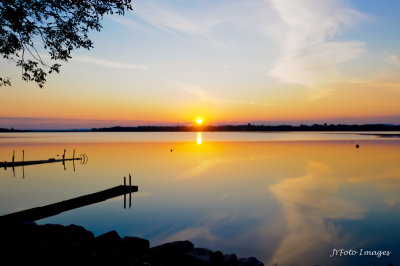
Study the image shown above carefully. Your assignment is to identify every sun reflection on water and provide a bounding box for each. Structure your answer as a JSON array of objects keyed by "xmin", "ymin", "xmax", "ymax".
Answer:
[{"xmin": 197, "ymin": 132, "xmax": 202, "ymax": 145}]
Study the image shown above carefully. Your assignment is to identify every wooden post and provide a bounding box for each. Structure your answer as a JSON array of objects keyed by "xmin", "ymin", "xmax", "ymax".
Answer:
[
  {"xmin": 124, "ymin": 177, "xmax": 126, "ymax": 187},
  {"xmin": 73, "ymin": 149, "xmax": 75, "ymax": 160},
  {"xmin": 12, "ymin": 150, "xmax": 15, "ymax": 163},
  {"xmin": 129, "ymin": 173, "xmax": 132, "ymax": 208},
  {"xmin": 22, "ymin": 150, "xmax": 24, "ymax": 163},
  {"xmin": 62, "ymin": 149, "xmax": 66, "ymax": 170}
]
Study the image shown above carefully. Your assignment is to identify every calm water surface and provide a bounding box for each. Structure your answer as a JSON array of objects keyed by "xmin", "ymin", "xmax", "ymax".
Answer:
[{"xmin": 1, "ymin": 132, "xmax": 400, "ymax": 265}]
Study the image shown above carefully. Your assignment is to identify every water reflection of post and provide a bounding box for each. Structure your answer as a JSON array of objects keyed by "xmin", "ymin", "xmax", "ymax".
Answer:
[
  {"xmin": 73, "ymin": 149, "xmax": 76, "ymax": 172},
  {"xmin": 22, "ymin": 150, "xmax": 25, "ymax": 179},
  {"xmin": 12, "ymin": 150, "xmax": 15, "ymax": 177},
  {"xmin": 129, "ymin": 173, "xmax": 132, "ymax": 209},
  {"xmin": 124, "ymin": 176, "xmax": 126, "ymax": 209}
]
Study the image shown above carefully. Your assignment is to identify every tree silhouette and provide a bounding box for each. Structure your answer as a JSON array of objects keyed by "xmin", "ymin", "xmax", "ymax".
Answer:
[{"xmin": 0, "ymin": 0, "xmax": 132, "ymax": 87}]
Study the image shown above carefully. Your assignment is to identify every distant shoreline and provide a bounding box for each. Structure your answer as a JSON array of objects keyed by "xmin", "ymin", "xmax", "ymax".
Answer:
[{"xmin": 2, "ymin": 123, "xmax": 400, "ymax": 133}]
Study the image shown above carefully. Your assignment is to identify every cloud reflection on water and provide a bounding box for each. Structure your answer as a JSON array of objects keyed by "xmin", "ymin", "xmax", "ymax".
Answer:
[
  {"xmin": 176, "ymin": 155, "xmax": 275, "ymax": 181},
  {"xmin": 269, "ymin": 161, "xmax": 365, "ymax": 265}
]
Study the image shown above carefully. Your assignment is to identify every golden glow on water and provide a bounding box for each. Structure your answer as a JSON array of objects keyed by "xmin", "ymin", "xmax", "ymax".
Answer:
[
  {"xmin": 1, "ymin": 133, "xmax": 400, "ymax": 265},
  {"xmin": 197, "ymin": 132, "xmax": 202, "ymax": 145}
]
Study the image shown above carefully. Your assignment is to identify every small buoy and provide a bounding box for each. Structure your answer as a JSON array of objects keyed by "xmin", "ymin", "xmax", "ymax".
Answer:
[{"xmin": 356, "ymin": 144, "xmax": 359, "ymax": 148}]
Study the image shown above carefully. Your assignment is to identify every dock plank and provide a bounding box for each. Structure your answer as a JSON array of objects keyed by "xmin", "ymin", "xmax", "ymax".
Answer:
[
  {"xmin": 0, "ymin": 158, "xmax": 81, "ymax": 168},
  {"xmin": 0, "ymin": 185, "xmax": 138, "ymax": 223}
]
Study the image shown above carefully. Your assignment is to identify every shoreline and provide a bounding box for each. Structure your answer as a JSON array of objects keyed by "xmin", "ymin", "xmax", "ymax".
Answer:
[
  {"xmin": 2, "ymin": 123, "xmax": 400, "ymax": 133},
  {"xmin": 0, "ymin": 221, "xmax": 264, "ymax": 266}
]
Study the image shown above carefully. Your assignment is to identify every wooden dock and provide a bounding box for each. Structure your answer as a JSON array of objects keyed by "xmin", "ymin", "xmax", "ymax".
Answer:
[
  {"xmin": 0, "ymin": 185, "xmax": 138, "ymax": 224},
  {"xmin": 0, "ymin": 158, "xmax": 81, "ymax": 168},
  {"xmin": 0, "ymin": 149, "xmax": 88, "ymax": 170}
]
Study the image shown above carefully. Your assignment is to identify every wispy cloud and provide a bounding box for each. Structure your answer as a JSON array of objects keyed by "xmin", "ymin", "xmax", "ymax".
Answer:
[
  {"xmin": 175, "ymin": 81, "xmax": 220, "ymax": 104},
  {"xmin": 111, "ymin": 0, "xmax": 368, "ymax": 89},
  {"xmin": 223, "ymin": 99, "xmax": 277, "ymax": 107},
  {"xmin": 133, "ymin": 1, "xmax": 219, "ymax": 37},
  {"xmin": 72, "ymin": 56, "xmax": 150, "ymax": 70},
  {"xmin": 269, "ymin": 0, "xmax": 367, "ymax": 86},
  {"xmin": 385, "ymin": 54, "xmax": 400, "ymax": 66},
  {"xmin": 108, "ymin": 16, "xmax": 144, "ymax": 31},
  {"xmin": 306, "ymin": 87, "xmax": 334, "ymax": 101},
  {"xmin": 113, "ymin": 0, "xmax": 279, "ymax": 47},
  {"xmin": 175, "ymin": 81, "xmax": 275, "ymax": 107},
  {"xmin": 36, "ymin": 52, "xmax": 150, "ymax": 70}
]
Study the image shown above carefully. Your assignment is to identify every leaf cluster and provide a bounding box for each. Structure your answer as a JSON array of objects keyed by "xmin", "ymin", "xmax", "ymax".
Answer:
[{"xmin": 0, "ymin": 0, "xmax": 132, "ymax": 87}]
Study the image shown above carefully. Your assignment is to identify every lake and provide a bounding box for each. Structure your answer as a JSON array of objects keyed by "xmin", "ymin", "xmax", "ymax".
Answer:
[{"xmin": 1, "ymin": 132, "xmax": 400, "ymax": 265}]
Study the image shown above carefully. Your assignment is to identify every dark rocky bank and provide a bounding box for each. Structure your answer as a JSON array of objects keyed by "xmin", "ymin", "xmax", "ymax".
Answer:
[{"xmin": 0, "ymin": 222, "xmax": 264, "ymax": 266}]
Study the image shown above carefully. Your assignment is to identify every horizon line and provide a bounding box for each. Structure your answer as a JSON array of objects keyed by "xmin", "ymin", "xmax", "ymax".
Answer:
[
  {"xmin": 2, "ymin": 123, "xmax": 400, "ymax": 132},
  {"xmin": 1, "ymin": 115, "xmax": 400, "ymax": 130}
]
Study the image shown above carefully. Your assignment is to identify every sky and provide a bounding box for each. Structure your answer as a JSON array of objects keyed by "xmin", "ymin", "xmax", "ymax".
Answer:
[{"xmin": 1, "ymin": 0, "xmax": 400, "ymax": 129}]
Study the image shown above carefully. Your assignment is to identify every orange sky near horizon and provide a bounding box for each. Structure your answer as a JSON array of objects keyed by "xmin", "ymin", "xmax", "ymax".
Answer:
[{"xmin": 1, "ymin": 78, "xmax": 399, "ymax": 126}]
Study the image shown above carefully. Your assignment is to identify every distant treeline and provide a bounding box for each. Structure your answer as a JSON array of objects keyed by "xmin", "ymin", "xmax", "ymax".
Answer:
[
  {"xmin": 91, "ymin": 124, "xmax": 400, "ymax": 132},
  {"xmin": 2, "ymin": 124, "xmax": 400, "ymax": 132},
  {"xmin": 0, "ymin": 128, "xmax": 27, "ymax": 132}
]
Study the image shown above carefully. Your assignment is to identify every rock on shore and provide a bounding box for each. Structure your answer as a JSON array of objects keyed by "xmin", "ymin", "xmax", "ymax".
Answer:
[{"xmin": 0, "ymin": 222, "xmax": 264, "ymax": 266}]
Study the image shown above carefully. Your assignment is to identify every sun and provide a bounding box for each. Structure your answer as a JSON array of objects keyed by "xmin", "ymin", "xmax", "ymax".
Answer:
[{"xmin": 195, "ymin": 118, "xmax": 203, "ymax": 125}]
